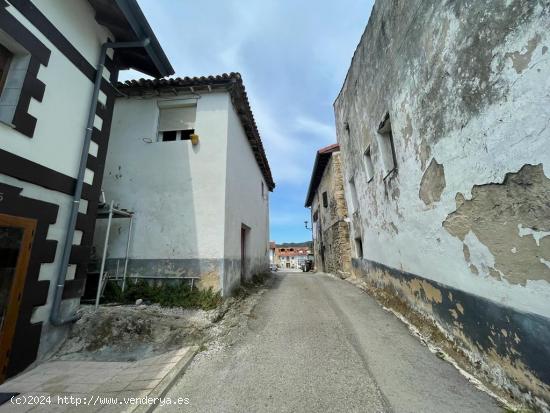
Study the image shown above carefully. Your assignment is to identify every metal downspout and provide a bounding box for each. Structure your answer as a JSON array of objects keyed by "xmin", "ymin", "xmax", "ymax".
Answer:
[{"xmin": 50, "ymin": 39, "xmax": 150, "ymax": 326}]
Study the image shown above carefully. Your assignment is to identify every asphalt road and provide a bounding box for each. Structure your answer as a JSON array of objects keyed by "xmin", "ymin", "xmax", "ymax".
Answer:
[{"xmin": 158, "ymin": 272, "xmax": 501, "ymax": 413}]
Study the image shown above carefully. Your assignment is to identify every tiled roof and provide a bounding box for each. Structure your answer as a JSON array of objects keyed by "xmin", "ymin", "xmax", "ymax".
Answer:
[
  {"xmin": 276, "ymin": 247, "xmax": 309, "ymax": 257},
  {"xmin": 116, "ymin": 73, "xmax": 275, "ymax": 191},
  {"xmin": 318, "ymin": 143, "xmax": 340, "ymax": 154},
  {"xmin": 304, "ymin": 143, "xmax": 340, "ymax": 207}
]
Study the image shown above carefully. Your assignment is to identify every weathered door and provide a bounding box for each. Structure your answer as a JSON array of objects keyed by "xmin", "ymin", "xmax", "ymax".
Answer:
[{"xmin": 0, "ymin": 213, "xmax": 35, "ymax": 383}]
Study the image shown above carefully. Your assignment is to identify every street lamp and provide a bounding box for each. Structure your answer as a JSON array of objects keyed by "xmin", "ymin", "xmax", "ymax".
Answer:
[{"xmin": 304, "ymin": 220, "xmax": 312, "ymax": 231}]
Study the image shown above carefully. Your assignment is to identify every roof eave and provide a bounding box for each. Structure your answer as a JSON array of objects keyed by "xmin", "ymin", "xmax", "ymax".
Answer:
[
  {"xmin": 304, "ymin": 145, "xmax": 339, "ymax": 207},
  {"xmin": 114, "ymin": 0, "xmax": 174, "ymax": 77},
  {"xmin": 304, "ymin": 152, "xmax": 323, "ymax": 207}
]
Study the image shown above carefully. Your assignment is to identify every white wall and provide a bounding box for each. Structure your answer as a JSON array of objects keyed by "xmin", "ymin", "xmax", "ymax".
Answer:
[
  {"xmin": 0, "ymin": 2, "xmax": 112, "ymax": 181},
  {"xmin": 223, "ymin": 101, "xmax": 270, "ymax": 292},
  {"xmin": 97, "ymin": 92, "xmax": 229, "ymax": 261},
  {"xmin": 33, "ymin": 0, "xmax": 112, "ymax": 69}
]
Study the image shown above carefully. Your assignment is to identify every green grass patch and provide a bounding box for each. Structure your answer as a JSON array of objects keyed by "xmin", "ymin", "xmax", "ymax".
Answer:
[
  {"xmin": 234, "ymin": 272, "xmax": 271, "ymax": 298},
  {"xmin": 102, "ymin": 279, "xmax": 222, "ymax": 310}
]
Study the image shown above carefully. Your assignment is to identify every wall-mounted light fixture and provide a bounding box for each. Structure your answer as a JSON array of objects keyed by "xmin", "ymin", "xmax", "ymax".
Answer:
[{"xmin": 190, "ymin": 133, "xmax": 199, "ymax": 145}]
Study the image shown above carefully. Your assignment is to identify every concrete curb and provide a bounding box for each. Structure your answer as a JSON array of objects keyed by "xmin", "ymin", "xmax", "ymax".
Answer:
[{"xmin": 132, "ymin": 346, "xmax": 198, "ymax": 413}]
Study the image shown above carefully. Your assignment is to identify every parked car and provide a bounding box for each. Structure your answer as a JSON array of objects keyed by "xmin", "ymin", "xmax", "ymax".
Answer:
[
  {"xmin": 301, "ymin": 260, "xmax": 313, "ymax": 272},
  {"xmin": 270, "ymin": 264, "xmax": 278, "ymax": 272}
]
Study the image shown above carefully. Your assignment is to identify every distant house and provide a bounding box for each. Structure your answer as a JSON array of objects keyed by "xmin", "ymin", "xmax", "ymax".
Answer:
[
  {"xmin": 305, "ymin": 144, "xmax": 352, "ymax": 277},
  {"xmin": 269, "ymin": 241, "xmax": 276, "ymax": 265},
  {"xmin": 275, "ymin": 246, "xmax": 309, "ymax": 269},
  {"xmin": 0, "ymin": 0, "xmax": 172, "ymax": 381},
  {"xmin": 94, "ymin": 73, "xmax": 275, "ymax": 296}
]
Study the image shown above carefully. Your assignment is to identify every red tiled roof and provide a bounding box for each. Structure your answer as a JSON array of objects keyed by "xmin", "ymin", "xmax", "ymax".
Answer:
[
  {"xmin": 116, "ymin": 73, "xmax": 275, "ymax": 191},
  {"xmin": 276, "ymin": 247, "xmax": 309, "ymax": 257},
  {"xmin": 318, "ymin": 143, "xmax": 339, "ymax": 154}
]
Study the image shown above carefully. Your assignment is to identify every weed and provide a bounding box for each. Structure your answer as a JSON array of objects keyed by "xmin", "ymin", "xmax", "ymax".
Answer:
[
  {"xmin": 233, "ymin": 272, "xmax": 270, "ymax": 298},
  {"xmin": 102, "ymin": 279, "xmax": 222, "ymax": 310}
]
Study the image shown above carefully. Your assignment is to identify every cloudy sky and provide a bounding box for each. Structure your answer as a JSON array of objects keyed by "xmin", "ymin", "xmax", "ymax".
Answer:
[{"xmin": 126, "ymin": 0, "xmax": 373, "ymax": 243}]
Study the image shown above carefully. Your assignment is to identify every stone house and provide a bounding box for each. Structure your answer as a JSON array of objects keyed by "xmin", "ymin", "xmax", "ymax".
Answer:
[
  {"xmin": 305, "ymin": 144, "xmax": 352, "ymax": 277},
  {"xmin": 334, "ymin": 0, "xmax": 550, "ymax": 407},
  {"xmin": 0, "ymin": 0, "xmax": 172, "ymax": 381},
  {"xmin": 93, "ymin": 73, "xmax": 275, "ymax": 296}
]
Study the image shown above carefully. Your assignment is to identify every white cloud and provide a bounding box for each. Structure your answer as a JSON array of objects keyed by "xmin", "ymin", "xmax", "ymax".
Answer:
[
  {"xmin": 134, "ymin": 0, "xmax": 373, "ymax": 240},
  {"xmin": 293, "ymin": 116, "xmax": 335, "ymax": 141},
  {"xmin": 251, "ymin": 101, "xmax": 312, "ymax": 185}
]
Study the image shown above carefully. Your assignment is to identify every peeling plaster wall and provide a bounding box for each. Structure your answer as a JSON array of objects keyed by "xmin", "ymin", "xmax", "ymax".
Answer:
[
  {"xmin": 311, "ymin": 153, "xmax": 352, "ymax": 276},
  {"xmin": 353, "ymin": 259, "xmax": 550, "ymax": 406},
  {"xmin": 334, "ymin": 0, "xmax": 550, "ymax": 403}
]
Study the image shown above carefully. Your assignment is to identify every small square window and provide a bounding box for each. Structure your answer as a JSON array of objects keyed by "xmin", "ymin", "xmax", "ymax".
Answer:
[
  {"xmin": 161, "ymin": 130, "xmax": 177, "ymax": 141},
  {"xmin": 180, "ymin": 129, "xmax": 194, "ymax": 140},
  {"xmin": 157, "ymin": 104, "xmax": 196, "ymax": 142},
  {"xmin": 364, "ymin": 146, "xmax": 374, "ymax": 182},
  {"xmin": 160, "ymin": 129, "xmax": 194, "ymax": 142},
  {"xmin": 322, "ymin": 191, "xmax": 328, "ymax": 208}
]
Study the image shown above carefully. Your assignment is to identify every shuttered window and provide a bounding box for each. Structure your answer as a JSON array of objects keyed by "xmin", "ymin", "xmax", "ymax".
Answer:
[
  {"xmin": 158, "ymin": 106, "xmax": 196, "ymax": 132},
  {"xmin": 157, "ymin": 105, "xmax": 197, "ymax": 142}
]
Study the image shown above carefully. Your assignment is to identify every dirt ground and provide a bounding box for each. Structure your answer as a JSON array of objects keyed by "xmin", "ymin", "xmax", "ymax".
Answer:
[{"xmin": 54, "ymin": 278, "xmax": 270, "ymax": 363}]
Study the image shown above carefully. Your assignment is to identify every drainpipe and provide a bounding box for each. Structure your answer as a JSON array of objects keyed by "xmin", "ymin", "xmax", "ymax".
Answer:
[{"xmin": 50, "ymin": 39, "xmax": 150, "ymax": 326}]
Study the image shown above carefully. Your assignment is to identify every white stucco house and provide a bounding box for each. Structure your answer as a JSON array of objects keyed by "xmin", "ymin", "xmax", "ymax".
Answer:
[
  {"xmin": 94, "ymin": 73, "xmax": 275, "ymax": 296},
  {"xmin": 0, "ymin": 0, "xmax": 172, "ymax": 382}
]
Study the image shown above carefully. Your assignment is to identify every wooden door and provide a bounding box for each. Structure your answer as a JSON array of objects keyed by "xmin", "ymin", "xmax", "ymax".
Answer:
[{"xmin": 0, "ymin": 213, "xmax": 35, "ymax": 383}]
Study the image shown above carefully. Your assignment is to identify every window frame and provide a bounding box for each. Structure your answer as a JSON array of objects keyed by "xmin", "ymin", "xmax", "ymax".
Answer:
[
  {"xmin": 364, "ymin": 145, "xmax": 374, "ymax": 182},
  {"xmin": 159, "ymin": 129, "xmax": 194, "ymax": 142},
  {"xmin": 377, "ymin": 112, "xmax": 397, "ymax": 179},
  {"xmin": 0, "ymin": 43, "xmax": 13, "ymax": 94},
  {"xmin": 156, "ymin": 101, "xmax": 197, "ymax": 143}
]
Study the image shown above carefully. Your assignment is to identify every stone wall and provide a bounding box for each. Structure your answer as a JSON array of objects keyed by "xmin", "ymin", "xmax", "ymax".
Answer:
[
  {"xmin": 312, "ymin": 152, "xmax": 352, "ymax": 277},
  {"xmin": 334, "ymin": 0, "xmax": 550, "ymax": 407}
]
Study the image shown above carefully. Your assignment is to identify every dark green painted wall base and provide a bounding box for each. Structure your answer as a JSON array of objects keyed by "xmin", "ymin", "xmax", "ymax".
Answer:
[{"xmin": 352, "ymin": 258, "xmax": 550, "ymax": 397}]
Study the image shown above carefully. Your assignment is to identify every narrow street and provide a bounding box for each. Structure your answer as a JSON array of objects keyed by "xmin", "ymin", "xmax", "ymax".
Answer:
[{"xmin": 158, "ymin": 273, "xmax": 501, "ymax": 413}]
